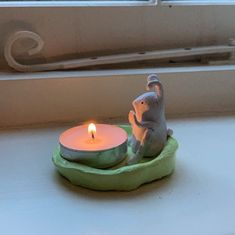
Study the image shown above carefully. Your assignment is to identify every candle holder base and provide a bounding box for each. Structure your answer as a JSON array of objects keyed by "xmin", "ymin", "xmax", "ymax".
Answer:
[{"xmin": 52, "ymin": 125, "xmax": 178, "ymax": 191}]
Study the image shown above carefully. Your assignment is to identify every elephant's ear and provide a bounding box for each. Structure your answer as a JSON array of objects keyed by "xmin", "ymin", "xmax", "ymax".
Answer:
[{"xmin": 146, "ymin": 74, "xmax": 163, "ymax": 98}]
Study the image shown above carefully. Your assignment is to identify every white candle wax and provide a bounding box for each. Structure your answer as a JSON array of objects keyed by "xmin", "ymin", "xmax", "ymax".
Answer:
[{"xmin": 60, "ymin": 124, "xmax": 127, "ymax": 151}]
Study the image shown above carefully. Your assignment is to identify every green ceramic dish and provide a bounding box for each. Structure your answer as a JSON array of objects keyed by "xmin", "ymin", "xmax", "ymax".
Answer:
[{"xmin": 52, "ymin": 125, "xmax": 178, "ymax": 191}]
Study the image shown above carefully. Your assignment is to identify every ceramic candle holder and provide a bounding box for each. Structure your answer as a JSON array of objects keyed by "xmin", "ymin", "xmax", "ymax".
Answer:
[
  {"xmin": 53, "ymin": 73, "xmax": 178, "ymax": 191},
  {"xmin": 53, "ymin": 125, "xmax": 178, "ymax": 191},
  {"xmin": 59, "ymin": 124, "xmax": 128, "ymax": 169},
  {"xmin": 127, "ymin": 74, "xmax": 173, "ymax": 165}
]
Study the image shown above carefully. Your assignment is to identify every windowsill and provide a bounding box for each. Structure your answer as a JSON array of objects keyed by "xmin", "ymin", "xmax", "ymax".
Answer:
[
  {"xmin": 1, "ymin": 115, "xmax": 235, "ymax": 234},
  {"xmin": 0, "ymin": 0, "xmax": 156, "ymax": 7},
  {"xmin": 1, "ymin": 64, "xmax": 235, "ymax": 81}
]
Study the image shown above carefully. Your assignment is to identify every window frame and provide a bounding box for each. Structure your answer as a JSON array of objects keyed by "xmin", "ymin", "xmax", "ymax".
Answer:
[
  {"xmin": 1, "ymin": 0, "xmax": 235, "ymax": 7},
  {"xmin": 0, "ymin": 0, "xmax": 235, "ymax": 127},
  {"xmin": 160, "ymin": 0, "xmax": 235, "ymax": 6},
  {"xmin": 0, "ymin": 0, "xmax": 156, "ymax": 7}
]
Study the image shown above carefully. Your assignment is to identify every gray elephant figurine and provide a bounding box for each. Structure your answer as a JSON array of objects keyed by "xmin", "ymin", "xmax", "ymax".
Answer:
[{"xmin": 127, "ymin": 74, "xmax": 172, "ymax": 165}]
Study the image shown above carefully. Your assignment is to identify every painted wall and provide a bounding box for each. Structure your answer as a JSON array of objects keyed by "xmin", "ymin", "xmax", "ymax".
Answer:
[{"xmin": 0, "ymin": 67, "xmax": 235, "ymax": 128}]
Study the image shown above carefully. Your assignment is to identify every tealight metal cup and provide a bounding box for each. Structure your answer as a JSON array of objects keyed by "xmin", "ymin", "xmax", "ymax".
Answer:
[{"xmin": 60, "ymin": 140, "xmax": 127, "ymax": 169}]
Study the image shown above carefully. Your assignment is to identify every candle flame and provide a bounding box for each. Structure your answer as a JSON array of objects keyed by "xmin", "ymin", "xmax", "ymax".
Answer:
[{"xmin": 88, "ymin": 123, "xmax": 96, "ymax": 139}]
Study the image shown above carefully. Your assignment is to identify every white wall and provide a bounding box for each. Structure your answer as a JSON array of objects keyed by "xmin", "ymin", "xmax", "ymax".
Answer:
[
  {"xmin": 0, "ymin": 67, "xmax": 235, "ymax": 128},
  {"xmin": 0, "ymin": 5, "xmax": 235, "ymax": 69}
]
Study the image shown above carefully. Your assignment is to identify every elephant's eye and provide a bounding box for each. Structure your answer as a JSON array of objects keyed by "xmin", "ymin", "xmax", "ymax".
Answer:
[{"xmin": 141, "ymin": 101, "xmax": 144, "ymax": 104}]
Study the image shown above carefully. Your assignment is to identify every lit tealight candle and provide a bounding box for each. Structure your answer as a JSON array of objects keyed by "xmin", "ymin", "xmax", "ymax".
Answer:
[
  {"xmin": 88, "ymin": 123, "xmax": 96, "ymax": 140},
  {"xmin": 59, "ymin": 123, "xmax": 128, "ymax": 169}
]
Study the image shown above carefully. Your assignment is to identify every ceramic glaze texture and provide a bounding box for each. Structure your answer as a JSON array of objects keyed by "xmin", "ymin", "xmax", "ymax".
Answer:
[{"xmin": 128, "ymin": 74, "xmax": 172, "ymax": 165}]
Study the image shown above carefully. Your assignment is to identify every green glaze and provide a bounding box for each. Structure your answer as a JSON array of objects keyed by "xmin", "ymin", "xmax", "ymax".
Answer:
[{"xmin": 52, "ymin": 125, "xmax": 178, "ymax": 191}]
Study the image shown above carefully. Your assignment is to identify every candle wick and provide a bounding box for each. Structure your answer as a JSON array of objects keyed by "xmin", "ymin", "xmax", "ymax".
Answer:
[{"xmin": 91, "ymin": 131, "xmax": 95, "ymax": 139}]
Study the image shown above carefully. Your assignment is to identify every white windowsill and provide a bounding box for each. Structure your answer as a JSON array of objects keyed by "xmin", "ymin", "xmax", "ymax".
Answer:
[{"xmin": 1, "ymin": 115, "xmax": 235, "ymax": 235}]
